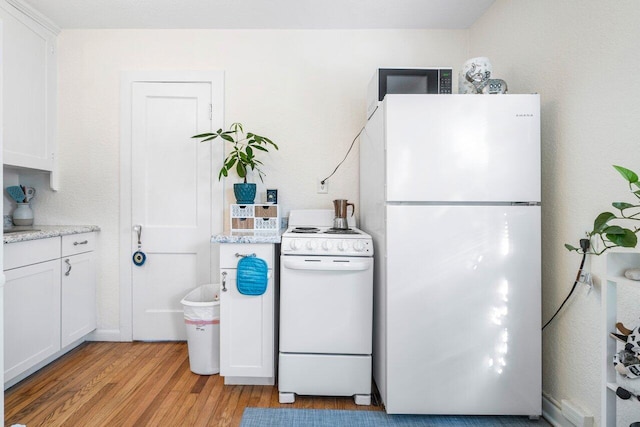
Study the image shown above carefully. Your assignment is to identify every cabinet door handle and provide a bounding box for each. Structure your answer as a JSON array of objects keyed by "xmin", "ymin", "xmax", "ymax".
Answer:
[
  {"xmin": 73, "ymin": 240, "xmax": 88, "ymax": 246},
  {"xmin": 221, "ymin": 271, "xmax": 227, "ymax": 292},
  {"xmin": 64, "ymin": 258, "xmax": 72, "ymax": 276}
]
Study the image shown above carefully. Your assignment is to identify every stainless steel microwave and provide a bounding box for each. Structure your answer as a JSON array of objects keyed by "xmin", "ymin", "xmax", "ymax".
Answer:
[{"xmin": 367, "ymin": 68, "xmax": 452, "ymax": 118}]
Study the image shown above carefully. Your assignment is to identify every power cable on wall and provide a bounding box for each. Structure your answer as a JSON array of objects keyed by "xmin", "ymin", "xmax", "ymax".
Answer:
[
  {"xmin": 320, "ymin": 125, "xmax": 366, "ymax": 186},
  {"xmin": 542, "ymin": 238, "xmax": 590, "ymax": 331}
]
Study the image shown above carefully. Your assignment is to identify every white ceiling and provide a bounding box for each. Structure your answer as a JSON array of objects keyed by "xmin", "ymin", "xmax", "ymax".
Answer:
[{"xmin": 20, "ymin": 0, "xmax": 495, "ymax": 30}]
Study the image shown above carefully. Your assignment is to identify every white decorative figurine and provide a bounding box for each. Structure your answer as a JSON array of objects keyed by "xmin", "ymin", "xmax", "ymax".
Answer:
[{"xmin": 459, "ymin": 57, "xmax": 508, "ymax": 94}]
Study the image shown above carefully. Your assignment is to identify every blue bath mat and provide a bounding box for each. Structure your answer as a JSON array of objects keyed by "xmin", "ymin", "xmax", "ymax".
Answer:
[{"xmin": 240, "ymin": 408, "xmax": 545, "ymax": 426}]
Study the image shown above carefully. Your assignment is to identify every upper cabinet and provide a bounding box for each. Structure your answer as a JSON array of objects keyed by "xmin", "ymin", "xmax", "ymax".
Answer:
[{"xmin": 0, "ymin": 0, "xmax": 59, "ymax": 189}]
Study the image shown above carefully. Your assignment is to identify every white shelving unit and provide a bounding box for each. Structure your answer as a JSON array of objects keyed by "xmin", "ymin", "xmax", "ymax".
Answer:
[{"xmin": 602, "ymin": 250, "xmax": 640, "ymax": 427}]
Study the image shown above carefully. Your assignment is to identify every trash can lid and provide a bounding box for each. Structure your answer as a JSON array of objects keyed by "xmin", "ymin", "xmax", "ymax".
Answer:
[{"xmin": 181, "ymin": 284, "xmax": 220, "ymax": 306}]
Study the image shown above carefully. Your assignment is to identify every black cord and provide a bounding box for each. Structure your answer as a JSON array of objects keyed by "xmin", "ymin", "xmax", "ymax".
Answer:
[
  {"xmin": 542, "ymin": 239, "xmax": 590, "ymax": 331},
  {"xmin": 321, "ymin": 105, "xmax": 381, "ymax": 185},
  {"xmin": 320, "ymin": 126, "xmax": 366, "ymax": 185}
]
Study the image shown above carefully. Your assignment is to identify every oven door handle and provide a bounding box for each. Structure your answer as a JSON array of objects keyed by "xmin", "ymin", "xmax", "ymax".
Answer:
[{"xmin": 282, "ymin": 258, "xmax": 370, "ymax": 271}]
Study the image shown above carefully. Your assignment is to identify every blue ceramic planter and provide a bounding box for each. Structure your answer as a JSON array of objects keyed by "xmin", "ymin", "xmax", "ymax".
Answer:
[{"xmin": 233, "ymin": 183, "xmax": 257, "ymax": 204}]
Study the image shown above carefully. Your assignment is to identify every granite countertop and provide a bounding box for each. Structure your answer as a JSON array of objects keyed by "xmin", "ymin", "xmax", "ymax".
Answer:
[
  {"xmin": 4, "ymin": 225, "xmax": 101, "ymax": 244},
  {"xmin": 212, "ymin": 229, "xmax": 283, "ymax": 244}
]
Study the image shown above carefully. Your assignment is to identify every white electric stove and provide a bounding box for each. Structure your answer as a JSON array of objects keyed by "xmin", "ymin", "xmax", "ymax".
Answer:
[{"xmin": 278, "ymin": 210, "xmax": 374, "ymax": 405}]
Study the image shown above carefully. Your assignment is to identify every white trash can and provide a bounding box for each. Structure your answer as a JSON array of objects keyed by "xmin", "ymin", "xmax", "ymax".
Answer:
[{"xmin": 181, "ymin": 284, "xmax": 220, "ymax": 375}]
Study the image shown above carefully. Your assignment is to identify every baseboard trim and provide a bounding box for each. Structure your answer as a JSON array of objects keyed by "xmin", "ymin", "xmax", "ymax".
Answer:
[
  {"xmin": 87, "ymin": 328, "xmax": 129, "ymax": 342},
  {"xmin": 542, "ymin": 393, "xmax": 570, "ymax": 427}
]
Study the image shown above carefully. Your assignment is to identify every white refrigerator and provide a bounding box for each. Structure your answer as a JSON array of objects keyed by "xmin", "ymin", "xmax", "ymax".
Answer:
[{"xmin": 360, "ymin": 94, "xmax": 541, "ymax": 416}]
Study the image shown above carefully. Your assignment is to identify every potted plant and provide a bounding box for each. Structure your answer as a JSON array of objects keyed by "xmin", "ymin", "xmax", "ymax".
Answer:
[
  {"xmin": 192, "ymin": 122, "xmax": 278, "ymax": 204},
  {"xmin": 566, "ymin": 165, "xmax": 640, "ymax": 255}
]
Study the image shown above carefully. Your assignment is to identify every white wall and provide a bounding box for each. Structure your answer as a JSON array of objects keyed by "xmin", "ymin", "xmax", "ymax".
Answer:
[
  {"xmin": 30, "ymin": 29, "xmax": 468, "ymax": 336},
  {"xmin": 470, "ymin": 1, "xmax": 640, "ymax": 425}
]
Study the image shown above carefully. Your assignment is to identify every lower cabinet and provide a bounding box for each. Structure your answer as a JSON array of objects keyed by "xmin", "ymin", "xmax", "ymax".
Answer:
[
  {"xmin": 219, "ymin": 243, "xmax": 276, "ymax": 385},
  {"xmin": 4, "ymin": 259, "xmax": 61, "ymax": 382},
  {"xmin": 4, "ymin": 232, "xmax": 97, "ymax": 385},
  {"xmin": 61, "ymin": 250, "xmax": 96, "ymax": 347}
]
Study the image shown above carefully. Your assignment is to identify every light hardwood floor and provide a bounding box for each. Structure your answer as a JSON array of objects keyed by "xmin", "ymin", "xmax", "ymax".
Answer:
[{"xmin": 5, "ymin": 342, "xmax": 382, "ymax": 426}]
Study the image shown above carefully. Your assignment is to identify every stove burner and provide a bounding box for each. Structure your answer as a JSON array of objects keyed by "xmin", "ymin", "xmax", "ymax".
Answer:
[
  {"xmin": 291, "ymin": 227, "xmax": 320, "ymax": 234},
  {"xmin": 323, "ymin": 228, "xmax": 360, "ymax": 235}
]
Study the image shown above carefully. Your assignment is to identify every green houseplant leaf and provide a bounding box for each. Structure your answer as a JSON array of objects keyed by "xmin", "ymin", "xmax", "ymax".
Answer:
[
  {"xmin": 593, "ymin": 212, "xmax": 616, "ymax": 233},
  {"xmin": 191, "ymin": 122, "xmax": 278, "ymax": 183},
  {"xmin": 567, "ymin": 165, "xmax": 640, "ymax": 255},
  {"xmin": 612, "ymin": 202, "xmax": 636, "ymax": 211},
  {"xmin": 614, "ymin": 165, "xmax": 639, "ymax": 183},
  {"xmin": 606, "ymin": 228, "xmax": 637, "ymax": 247}
]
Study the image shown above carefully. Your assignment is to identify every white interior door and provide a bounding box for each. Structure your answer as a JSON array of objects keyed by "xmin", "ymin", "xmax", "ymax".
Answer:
[{"xmin": 131, "ymin": 82, "xmax": 212, "ymax": 341}]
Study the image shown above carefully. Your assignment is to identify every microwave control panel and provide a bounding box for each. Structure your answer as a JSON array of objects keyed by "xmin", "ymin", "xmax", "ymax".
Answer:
[{"xmin": 438, "ymin": 69, "xmax": 453, "ymax": 94}]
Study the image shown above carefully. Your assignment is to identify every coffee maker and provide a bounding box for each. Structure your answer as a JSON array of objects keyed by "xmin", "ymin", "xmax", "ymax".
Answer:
[{"xmin": 333, "ymin": 199, "xmax": 355, "ymax": 229}]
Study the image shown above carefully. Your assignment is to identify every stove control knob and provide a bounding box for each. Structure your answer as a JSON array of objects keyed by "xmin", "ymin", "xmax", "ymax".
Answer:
[
  {"xmin": 289, "ymin": 240, "xmax": 302, "ymax": 251},
  {"xmin": 337, "ymin": 240, "xmax": 348, "ymax": 251},
  {"xmin": 322, "ymin": 240, "xmax": 333, "ymax": 250},
  {"xmin": 353, "ymin": 240, "xmax": 365, "ymax": 252},
  {"xmin": 306, "ymin": 240, "xmax": 318, "ymax": 250}
]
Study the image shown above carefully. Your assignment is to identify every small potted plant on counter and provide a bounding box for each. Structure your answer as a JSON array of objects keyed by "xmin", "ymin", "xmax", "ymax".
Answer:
[{"xmin": 192, "ymin": 122, "xmax": 278, "ymax": 204}]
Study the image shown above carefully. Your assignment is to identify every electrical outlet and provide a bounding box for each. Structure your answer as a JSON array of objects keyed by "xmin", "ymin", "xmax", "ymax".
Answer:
[{"xmin": 317, "ymin": 179, "xmax": 328, "ymax": 194}]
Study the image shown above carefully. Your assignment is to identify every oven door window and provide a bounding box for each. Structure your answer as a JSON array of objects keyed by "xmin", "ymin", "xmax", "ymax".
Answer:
[{"xmin": 279, "ymin": 256, "xmax": 373, "ymax": 355}]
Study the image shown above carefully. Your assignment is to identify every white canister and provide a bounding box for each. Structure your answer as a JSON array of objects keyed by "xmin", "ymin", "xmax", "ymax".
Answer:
[{"xmin": 13, "ymin": 203, "xmax": 34, "ymax": 226}]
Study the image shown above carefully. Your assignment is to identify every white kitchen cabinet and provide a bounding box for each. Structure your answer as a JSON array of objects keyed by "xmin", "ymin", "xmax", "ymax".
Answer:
[
  {"xmin": 219, "ymin": 243, "xmax": 276, "ymax": 385},
  {"xmin": 61, "ymin": 233, "xmax": 96, "ymax": 348},
  {"xmin": 4, "ymin": 259, "xmax": 61, "ymax": 382},
  {"xmin": 0, "ymin": 0, "xmax": 59, "ymax": 187},
  {"xmin": 3, "ymin": 231, "xmax": 97, "ymax": 386}
]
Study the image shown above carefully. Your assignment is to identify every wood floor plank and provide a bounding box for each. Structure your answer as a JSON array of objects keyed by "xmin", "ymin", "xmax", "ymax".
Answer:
[
  {"xmin": 5, "ymin": 342, "xmax": 113, "ymax": 416},
  {"xmin": 231, "ymin": 385, "xmax": 254, "ymax": 426},
  {"xmin": 5, "ymin": 344, "xmax": 122, "ymax": 427},
  {"xmin": 212, "ymin": 384, "xmax": 242, "ymax": 427},
  {"xmin": 60, "ymin": 343, "xmax": 166, "ymax": 426},
  {"xmin": 191, "ymin": 374, "xmax": 210, "ymax": 394},
  {"xmin": 181, "ymin": 373, "xmax": 219, "ymax": 426},
  {"xmin": 126, "ymin": 352, "xmax": 191, "ymax": 425},
  {"xmin": 246, "ymin": 384, "xmax": 264, "ymax": 408},
  {"xmin": 20, "ymin": 343, "xmax": 156, "ymax": 427},
  {"xmin": 191, "ymin": 372, "xmax": 227, "ymax": 427},
  {"xmin": 5, "ymin": 342, "xmax": 383, "ymax": 426},
  {"xmin": 256, "ymin": 384, "xmax": 273, "ymax": 408},
  {"xmin": 106, "ymin": 343, "xmax": 188, "ymax": 426},
  {"xmin": 164, "ymin": 369, "xmax": 212, "ymax": 425}
]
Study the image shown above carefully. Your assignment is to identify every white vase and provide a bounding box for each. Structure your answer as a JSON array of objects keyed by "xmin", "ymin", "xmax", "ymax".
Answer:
[{"xmin": 13, "ymin": 202, "xmax": 34, "ymax": 226}]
